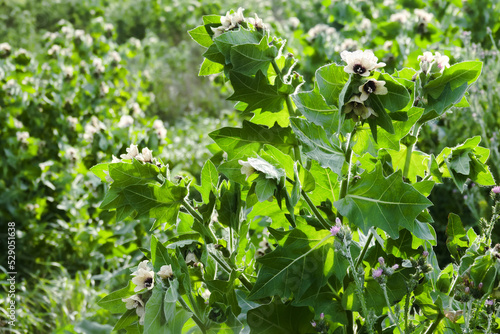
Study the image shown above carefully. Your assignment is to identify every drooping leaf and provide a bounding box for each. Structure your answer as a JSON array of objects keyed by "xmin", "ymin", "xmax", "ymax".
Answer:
[
  {"xmin": 446, "ymin": 213, "xmax": 469, "ymax": 261},
  {"xmin": 228, "ymin": 70, "xmax": 285, "ymax": 113},
  {"xmin": 230, "ymin": 38, "xmax": 278, "ymax": 76},
  {"xmin": 290, "ymin": 118, "xmax": 345, "ymax": 177},
  {"xmin": 209, "ymin": 120, "xmax": 296, "ymax": 160},
  {"xmin": 421, "ymin": 82, "xmax": 468, "ymax": 123},
  {"xmin": 188, "ymin": 25, "xmax": 214, "ymax": 48},
  {"xmin": 144, "ymin": 286, "xmax": 169, "ymax": 334},
  {"xmin": 247, "ymin": 299, "xmax": 314, "ymax": 334},
  {"xmin": 194, "ymin": 160, "xmax": 219, "ymax": 204},
  {"xmin": 248, "ymin": 223, "xmax": 335, "ymax": 301},
  {"xmin": 315, "ymin": 63, "xmax": 350, "ymax": 107},
  {"xmin": 424, "ymin": 61, "xmax": 482, "ymax": 99},
  {"xmin": 97, "ymin": 282, "xmax": 136, "ymax": 314},
  {"xmin": 334, "ymin": 163, "xmax": 432, "ymax": 239},
  {"xmin": 214, "ymin": 29, "xmax": 263, "ymax": 62}
]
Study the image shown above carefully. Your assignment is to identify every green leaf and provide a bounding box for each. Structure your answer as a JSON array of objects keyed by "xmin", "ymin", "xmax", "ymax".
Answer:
[
  {"xmin": 446, "ymin": 213, "xmax": 469, "ymax": 261},
  {"xmin": 334, "ymin": 163, "xmax": 432, "ymax": 239},
  {"xmin": 97, "ymin": 282, "xmax": 135, "ymax": 313},
  {"xmin": 90, "ymin": 163, "xmax": 110, "ymax": 182},
  {"xmin": 209, "ymin": 120, "xmax": 296, "ymax": 160},
  {"xmin": 144, "ymin": 286, "xmax": 168, "ymax": 334},
  {"xmin": 386, "ymin": 229, "xmax": 422, "ymax": 258},
  {"xmin": 248, "ymin": 223, "xmax": 334, "ymax": 301},
  {"xmin": 424, "ymin": 61, "xmax": 482, "ymax": 99},
  {"xmin": 199, "ymin": 58, "xmax": 224, "ymax": 76},
  {"xmin": 214, "ymin": 29, "xmax": 263, "ymax": 62},
  {"xmin": 421, "ymin": 82, "xmax": 468, "ymax": 122},
  {"xmin": 306, "ymin": 160, "xmax": 340, "ymax": 208},
  {"xmin": 227, "ymin": 70, "xmax": 285, "ymax": 113},
  {"xmin": 113, "ymin": 309, "xmax": 137, "ymax": 331},
  {"xmin": 194, "ymin": 160, "xmax": 219, "ymax": 203},
  {"xmin": 218, "ymin": 181, "xmax": 242, "ymax": 231},
  {"xmin": 247, "ymin": 299, "xmax": 314, "ymax": 334},
  {"xmin": 230, "ymin": 38, "xmax": 278, "ymax": 76},
  {"xmin": 188, "ymin": 25, "xmax": 214, "ymax": 48},
  {"xmin": 386, "ymin": 144, "xmax": 429, "ymax": 183},
  {"xmin": 101, "ymin": 164, "xmax": 188, "ymax": 230},
  {"xmin": 315, "ymin": 63, "xmax": 350, "ymax": 107},
  {"xmin": 371, "ymin": 72, "xmax": 411, "ymax": 113},
  {"xmin": 290, "ymin": 118, "xmax": 345, "ymax": 177}
]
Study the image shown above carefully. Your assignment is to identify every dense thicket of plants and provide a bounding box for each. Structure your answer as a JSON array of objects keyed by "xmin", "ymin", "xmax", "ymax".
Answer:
[{"xmin": 1, "ymin": 0, "xmax": 500, "ymax": 333}]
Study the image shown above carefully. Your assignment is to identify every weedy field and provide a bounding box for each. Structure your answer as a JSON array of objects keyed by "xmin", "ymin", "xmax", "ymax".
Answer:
[{"xmin": 1, "ymin": 0, "xmax": 500, "ymax": 333}]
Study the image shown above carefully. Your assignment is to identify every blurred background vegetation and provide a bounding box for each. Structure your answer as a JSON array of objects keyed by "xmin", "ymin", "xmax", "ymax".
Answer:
[{"xmin": 0, "ymin": 0, "xmax": 499, "ymax": 332}]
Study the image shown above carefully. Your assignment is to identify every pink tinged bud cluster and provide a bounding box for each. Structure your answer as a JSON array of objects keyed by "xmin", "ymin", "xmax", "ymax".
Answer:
[
  {"xmin": 330, "ymin": 217, "xmax": 342, "ymax": 236},
  {"xmin": 372, "ymin": 268, "xmax": 383, "ymax": 278},
  {"xmin": 492, "ymin": 186, "xmax": 500, "ymax": 194}
]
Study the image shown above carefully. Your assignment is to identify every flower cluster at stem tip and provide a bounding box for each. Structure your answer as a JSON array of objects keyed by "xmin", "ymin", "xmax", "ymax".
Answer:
[
  {"xmin": 122, "ymin": 261, "xmax": 174, "ymax": 324},
  {"xmin": 211, "ymin": 8, "xmax": 266, "ymax": 39},
  {"xmin": 340, "ymin": 50, "xmax": 388, "ymax": 122}
]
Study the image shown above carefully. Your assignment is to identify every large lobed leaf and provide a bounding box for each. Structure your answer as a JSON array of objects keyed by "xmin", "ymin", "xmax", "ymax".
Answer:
[
  {"xmin": 334, "ymin": 162, "xmax": 432, "ymax": 239},
  {"xmin": 248, "ymin": 223, "xmax": 335, "ymax": 302}
]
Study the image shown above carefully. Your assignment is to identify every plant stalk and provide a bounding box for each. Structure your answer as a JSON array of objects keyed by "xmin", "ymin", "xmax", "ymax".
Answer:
[
  {"xmin": 422, "ymin": 313, "xmax": 444, "ymax": 334},
  {"xmin": 339, "ymin": 125, "xmax": 357, "ymax": 222},
  {"xmin": 182, "ymin": 198, "xmax": 217, "ymax": 244},
  {"xmin": 403, "ymin": 123, "xmax": 421, "ymax": 180},
  {"xmin": 178, "ymin": 296, "xmax": 207, "ymax": 333},
  {"xmin": 355, "ymin": 231, "xmax": 373, "ymax": 268}
]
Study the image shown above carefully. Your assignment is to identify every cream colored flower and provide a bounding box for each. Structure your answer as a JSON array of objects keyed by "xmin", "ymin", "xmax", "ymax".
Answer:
[
  {"xmin": 248, "ymin": 14, "xmax": 266, "ymax": 30},
  {"xmin": 120, "ymin": 144, "xmax": 139, "ymax": 160},
  {"xmin": 358, "ymin": 79, "xmax": 388, "ymax": 101},
  {"xmin": 131, "ymin": 260, "xmax": 154, "ymax": 292},
  {"xmin": 344, "ymin": 95, "xmax": 377, "ymax": 121},
  {"xmin": 238, "ymin": 160, "xmax": 256, "ymax": 180},
  {"xmin": 122, "ymin": 295, "xmax": 146, "ymax": 325},
  {"xmin": 185, "ymin": 252, "xmax": 198, "ymax": 264},
  {"xmin": 157, "ymin": 264, "xmax": 174, "ymax": 279},
  {"xmin": 340, "ymin": 50, "xmax": 385, "ymax": 76},
  {"xmin": 415, "ymin": 9, "xmax": 433, "ymax": 23},
  {"xmin": 434, "ymin": 52, "xmax": 450, "ymax": 71},
  {"xmin": 390, "ymin": 10, "xmax": 410, "ymax": 24},
  {"xmin": 201, "ymin": 289, "xmax": 211, "ymax": 300},
  {"xmin": 117, "ymin": 115, "xmax": 134, "ymax": 128},
  {"xmin": 418, "ymin": 51, "xmax": 435, "ymax": 72}
]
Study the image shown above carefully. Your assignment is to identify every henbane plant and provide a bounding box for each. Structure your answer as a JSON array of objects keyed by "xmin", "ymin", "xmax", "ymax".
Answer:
[{"xmin": 91, "ymin": 8, "xmax": 500, "ymax": 333}]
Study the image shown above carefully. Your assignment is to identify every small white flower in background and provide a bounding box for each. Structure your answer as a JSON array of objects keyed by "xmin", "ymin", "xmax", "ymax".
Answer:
[
  {"xmin": 307, "ymin": 24, "xmax": 336, "ymax": 41},
  {"xmin": 99, "ymin": 82, "xmax": 109, "ymax": 96},
  {"xmin": 185, "ymin": 252, "xmax": 198, "ymax": 265},
  {"xmin": 122, "ymin": 295, "xmax": 146, "ymax": 325},
  {"xmin": 344, "ymin": 95, "xmax": 377, "ymax": 121},
  {"xmin": 201, "ymin": 289, "xmax": 211, "ymax": 301},
  {"xmin": 383, "ymin": 41, "xmax": 393, "ymax": 51},
  {"xmin": 415, "ymin": 9, "xmax": 433, "ymax": 23},
  {"xmin": 62, "ymin": 66, "xmax": 73, "ymax": 79},
  {"xmin": 247, "ymin": 14, "xmax": 266, "ymax": 30},
  {"xmin": 109, "ymin": 51, "xmax": 121, "ymax": 64},
  {"xmin": 337, "ymin": 38, "xmax": 358, "ymax": 53},
  {"xmin": 111, "ymin": 155, "xmax": 121, "ymax": 163},
  {"xmin": 131, "ymin": 102, "xmax": 143, "ymax": 117},
  {"xmin": 0, "ymin": 42, "xmax": 11, "ymax": 53},
  {"xmin": 340, "ymin": 50, "xmax": 385, "ymax": 76},
  {"xmin": 153, "ymin": 119, "xmax": 164, "ymax": 130},
  {"xmin": 131, "ymin": 260, "xmax": 155, "ymax": 292},
  {"xmin": 92, "ymin": 57, "xmax": 105, "ymax": 75},
  {"xmin": 238, "ymin": 160, "xmax": 256, "ymax": 180},
  {"xmin": 47, "ymin": 44, "xmax": 61, "ymax": 56},
  {"xmin": 157, "ymin": 264, "xmax": 173, "ymax": 279},
  {"xmin": 67, "ymin": 116, "xmax": 78, "ymax": 128},
  {"xmin": 13, "ymin": 118, "xmax": 23, "ymax": 129},
  {"xmin": 16, "ymin": 131, "xmax": 30, "ymax": 144},
  {"xmin": 360, "ymin": 18, "xmax": 371, "ymax": 30},
  {"xmin": 66, "ymin": 147, "xmax": 78, "ymax": 161},
  {"xmin": 104, "ymin": 23, "xmax": 114, "ymax": 32},
  {"xmin": 117, "ymin": 115, "xmax": 134, "ymax": 128},
  {"xmin": 390, "ymin": 10, "xmax": 411, "ymax": 24},
  {"xmin": 289, "ymin": 17, "xmax": 300, "ymax": 29},
  {"xmin": 358, "ymin": 79, "xmax": 388, "ymax": 101},
  {"xmin": 74, "ymin": 29, "xmax": 85, "ymax": 39},
  {"xmin": 153, "ymin": 119, "xmax": 167, "ymax": 140},
  {"xmin": 120, "ymin": 144, "xmax": 140, "ymax": 160}
]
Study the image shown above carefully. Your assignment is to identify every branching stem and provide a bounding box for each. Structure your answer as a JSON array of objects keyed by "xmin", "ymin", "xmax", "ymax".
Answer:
[
  {"xmin": 286, "ymin": 177, "xmax": 330, "ymax": 229},
  {"xmin": 178, "ymin": 296, "xmax": 207, "ymax": 333}
]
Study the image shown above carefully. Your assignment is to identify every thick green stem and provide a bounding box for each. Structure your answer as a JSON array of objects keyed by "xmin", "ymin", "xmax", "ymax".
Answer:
[
  {"xmin": 403, "ymin": 123, "xmax": 421, "ymax": 180},
  {"xmin": 355, "ymin": 231, "xmax": 373, "ymax": 268},
  {"xmin": 178, "ymin": 296, "xmax": 207, "ymax": 333},
  {"xmin": 339, "ymin": 126, "xmax": 357, "ymax": 223},
  {"xmin": 381, "ymin": 283, "xmax": 404, "ymax": 334},
  {"xmin": 182, "ymin": 199, "xmax": 217, "ymax": 244},
  {"xmin": 345, "ymin": 312, "xmax": 354, "ymax": 334},
  {"xmin": 209, "ymin": 251, "xmax": 253, "ymax": 291},
  {"xmin": 286, "ymin": 176, "xmax": 330, "ymax": 229},
  {"xmin": 271, "ymin": 59, "xmax": 281, "ymax": 77},
  {"xmin": 423, "ymin": 313, "xmax": 444, "ymax": 334}
]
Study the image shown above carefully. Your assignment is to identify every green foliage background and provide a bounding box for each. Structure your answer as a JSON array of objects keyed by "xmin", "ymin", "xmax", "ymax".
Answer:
[{"xmin": 1, "ymin": 0, "xmax": 500, "ymax": 332}]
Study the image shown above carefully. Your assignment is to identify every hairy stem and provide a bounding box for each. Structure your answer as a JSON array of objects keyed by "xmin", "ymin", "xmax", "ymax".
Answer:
[
  {"xmin": 403, "ymin": 123, "xmax": 421, "ymax": 180},
  {"xmin": 339, "ymin": 126, "xmax": 357, "ymax": 205},
  {"xmin": 355, "ymin": 230, "xmax": 373, "ymax": 268},
  {"xmin": 381, "ymin": 283, "xmax": 403, "ymax": 334},
  {"xmin": 422, "ymin": 313, "xmax": 444, "ymax": 334},
  {"xmin": 182, "ymin": 199, "xmax": 217, "ymax": 244},
  {"xmin": 178, "ymin": 296, "xmax": 207, "ymax": 333}
]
